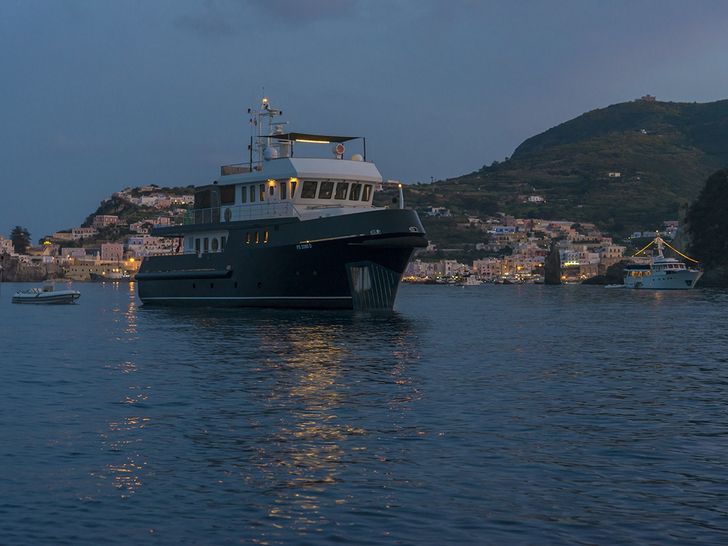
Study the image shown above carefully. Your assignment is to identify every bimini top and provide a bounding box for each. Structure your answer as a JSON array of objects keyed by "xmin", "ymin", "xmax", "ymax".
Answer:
[{"xmin": 268, "ymin": 132, "xmax": 359, "ymax": 143}]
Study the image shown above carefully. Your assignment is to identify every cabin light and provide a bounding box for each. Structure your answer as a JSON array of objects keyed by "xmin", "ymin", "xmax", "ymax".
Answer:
[
  {"xmin": 295, "ymin": 138, "xmax": 330, "ymax": 144},
  {"xmin": 267, "ymin": 179, "xmax": 276, "ymax": 187},
  {"xmin": 289, "ymin": 177, "xmax": 298, "ymax": 183}
]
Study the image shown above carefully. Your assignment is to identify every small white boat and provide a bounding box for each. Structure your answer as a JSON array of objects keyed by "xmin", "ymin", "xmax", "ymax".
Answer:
[
  {"xmin": 12, "ymin": 283, "xmax": 81, "ymax": 304},
  {"xmin": 623, "ymin": 235, "xmax": 702, "ymax": 290}
]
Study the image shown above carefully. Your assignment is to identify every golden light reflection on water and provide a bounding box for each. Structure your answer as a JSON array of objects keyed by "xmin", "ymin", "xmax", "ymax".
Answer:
[
  {"xmin": 98, "ymin": 283, "xmax": 148, "ymax": 499},
  {"xmin": 125, "ymin": 281, "xmax": 138, "ymax": 335},
  {"xmin": 97, "ymin": 412, "xmax": 148, "ymax": 498},
  {"xmin": 253, "ymin": 321, "xmax": 401, "ymax": 530}
]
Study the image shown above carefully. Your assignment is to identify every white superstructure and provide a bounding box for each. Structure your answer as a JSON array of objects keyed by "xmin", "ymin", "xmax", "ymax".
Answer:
[{"xmin": 623, "ymin": 235, "xmax": 702, "ymax": 289}]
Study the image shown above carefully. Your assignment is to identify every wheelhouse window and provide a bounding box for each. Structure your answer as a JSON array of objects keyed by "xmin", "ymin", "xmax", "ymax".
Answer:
[
  {"xmin": 349, "ymin": 183, "xmax": 362, "ymax": 200},
  {"xmin": 195, "ymin": 238, "xmax": 201, "ymax": 254},
  {"xmin": 290, "ymin": 179, "xmax": 298, "ymax": 198},
  {"xmin": 334, "ymin": 182, "xmax": 349, "ymax": 200},
  {"xmin": 280, "ymin": 180, "xmax": 287, "ymax": 200},
  {"xmin": 240, "ymin": 185, "xmax": 247, "ymax": 203},
  {"xmin": 259, "ymin": 184, "xmax": 265, "ymax": 202},
  {"xmin": 318, "ymin": 181, "xmax": 334, "ymax": 199},
  {"xmin": 211, "ymin": 238, "xmax": 219, "ymax": 252},
  {"xmin": 362, "ymin": 184, "xmax": 372, "ymax": 201},
  {"xmin": 301, "ymin": 180, "xmax": 318, "ymax": 199},
  {"xmin": 220, "ymin": 186, "xmax": 235, "ymax": 205},
  {"xmin": 249, "ymin": 185, "xmax": 256, "ymax": 203},
  {"xmin": 203, "ymin": 238, "xmax": 209, "ymax": 252}
]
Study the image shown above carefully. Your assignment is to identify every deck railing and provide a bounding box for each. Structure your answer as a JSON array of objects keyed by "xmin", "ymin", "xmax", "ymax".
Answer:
[{"xmin": 182, "ymin": 202, "xmax": 298, "ymax": 225}]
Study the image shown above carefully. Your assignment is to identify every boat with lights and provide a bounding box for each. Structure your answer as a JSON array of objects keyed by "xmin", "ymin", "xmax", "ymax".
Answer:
[
  {"xmin": 135, "ymin": 98, "xmax": 427, "ymax": 309},
  {"xmin": 623, "ymin": 234, "xmax": 702, "ymax": 289}
]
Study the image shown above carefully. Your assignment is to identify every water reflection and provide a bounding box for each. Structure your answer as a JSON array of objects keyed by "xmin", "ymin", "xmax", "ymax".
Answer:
[
  {"xmin": 96, "ymin": 281, "xmax": 146, "ymax": 498},
  {"xmin": 142, "ymin": 306, "xmax": 421, "ymax": 534}
]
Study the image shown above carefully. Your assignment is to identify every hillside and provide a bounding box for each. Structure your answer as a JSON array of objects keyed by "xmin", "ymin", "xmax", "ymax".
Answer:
[{"xmin": 405, "ymin": 98, "xmax": 728, "ymax": 235}]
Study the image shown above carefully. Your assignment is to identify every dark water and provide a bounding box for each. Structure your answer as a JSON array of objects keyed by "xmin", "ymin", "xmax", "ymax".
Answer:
[{"xmin": 2, "ymin": 282, "xmax": 728, "ymax": 545}]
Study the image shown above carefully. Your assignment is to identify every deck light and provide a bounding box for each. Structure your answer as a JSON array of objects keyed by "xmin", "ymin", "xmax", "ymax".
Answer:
[{"xmin": 295, "ymin": 138, "xmax": 330, "ymax": 144}]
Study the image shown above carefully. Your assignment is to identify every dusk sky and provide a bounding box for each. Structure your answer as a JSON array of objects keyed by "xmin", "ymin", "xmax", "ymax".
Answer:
[{"xmin": 2, "ymin": 0, "xmax": 728, "ymax": 239}]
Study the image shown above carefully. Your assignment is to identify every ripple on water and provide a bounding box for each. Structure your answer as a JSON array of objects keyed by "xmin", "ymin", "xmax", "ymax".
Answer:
[{"xmin": 1, "ymin": 283, "xmax": 728, "ymax": 544}]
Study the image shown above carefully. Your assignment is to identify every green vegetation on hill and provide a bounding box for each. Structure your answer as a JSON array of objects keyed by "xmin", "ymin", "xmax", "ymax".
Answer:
[
  {"xmin": 686, "ymin": 168, "xmax": 728, "ymax": 284},
  {"xmin": 405, "ymin": 99, "xmax": 728, "ymax": 236}
]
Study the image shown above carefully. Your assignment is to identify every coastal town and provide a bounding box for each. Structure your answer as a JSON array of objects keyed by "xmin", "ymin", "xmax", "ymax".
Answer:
[
  {"xmin": 0, "ymin": 184, "xmax": 680, "ymax": 285},
  {"xmin": 0, "ymin": 185, "xmax": 192, "ymax": 282}
]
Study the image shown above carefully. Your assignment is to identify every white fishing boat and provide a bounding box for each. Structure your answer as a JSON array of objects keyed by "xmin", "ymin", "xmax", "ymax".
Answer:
[
  {"xmin": 623, "ymin": 234, "xmax": 702, "ymax": 290},
  {"xmin": 12, "ymin": 283, "xmax": 81, "ymax": 304}
]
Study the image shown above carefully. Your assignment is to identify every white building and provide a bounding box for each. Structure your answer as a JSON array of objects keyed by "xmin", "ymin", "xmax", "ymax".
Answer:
[{"xmin": 126, "ymin": 235, "xmax": 176, "ymax": 257}]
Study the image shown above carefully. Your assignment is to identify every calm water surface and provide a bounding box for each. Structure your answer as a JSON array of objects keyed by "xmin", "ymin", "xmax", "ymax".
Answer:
[{"xmin": 1, "ymin": 282, "xmax": 728, "ymax": 545}]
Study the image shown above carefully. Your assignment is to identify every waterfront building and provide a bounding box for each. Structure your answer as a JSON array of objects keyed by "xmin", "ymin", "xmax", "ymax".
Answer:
[
  {"xmin": 101, "ymin": 243, "xmax": 124, "ymax": 262},
  {"xmin": 472, "ymin": 258, "xmax": 503, "ymax": 280}
]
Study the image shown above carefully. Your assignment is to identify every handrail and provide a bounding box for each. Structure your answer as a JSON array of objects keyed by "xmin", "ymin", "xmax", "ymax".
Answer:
[{"xmin": 182, "ymin": 202, "xmax": 298, "ymax": 225}]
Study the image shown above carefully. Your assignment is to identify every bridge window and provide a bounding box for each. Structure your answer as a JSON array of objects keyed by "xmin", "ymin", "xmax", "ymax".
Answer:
[
  {"xmin": 220, "ymin": 186, "xmax": 235, "ymax": 205},
  {"xmin": 301, "ymin": 180, "xmax": 318, "ymax": 199},
  {"xmin": 280, "ymin": 180, "xmax": 287, "ymax": 200},
  {"xmin": 195, "ymin": 238, "xmax": 201, "ymax": 254},
  {"xmin": 211, "ymin": 238, "xmax": 219, "ymax": 252},
  {"xmin": 221, "ymin": 236, "xmax": 227, "ymax": 250},
  {"xmin": 259, "ymin": 184, "xmax": 265, "ymax": 202},
  {"xmin": 240, "ymin": 185, "xmax": 247, "ymax": 203},
  {"xmin": 249, "ymin": 185, "xmax": 256, "ymax": 203},
  {"xmin": 203, "ymin": 238, "xmax": 209, "ymax": 252},
  {"xmin": 334, "ymin": 182, "xmax": 349, "ymax": 199},
  {"xmin": 349, "ymin": 183, "xmax": 362, "ymax": 200},
  {"xmin": 362, "ymin": 184, "xmax": 372, "ymax": 201},
  {"xmin": 318, "ymin": 181, "xmax": 334, "ymax": 199},
  {"xmin": 290, "ymin": 179, "xmax": 298, "ymax": 197}
]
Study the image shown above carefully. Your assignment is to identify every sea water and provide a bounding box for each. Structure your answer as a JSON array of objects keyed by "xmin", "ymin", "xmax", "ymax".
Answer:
[{"xmin": 1, "ymin": 282, "xmax": 727, "ymax": 545}]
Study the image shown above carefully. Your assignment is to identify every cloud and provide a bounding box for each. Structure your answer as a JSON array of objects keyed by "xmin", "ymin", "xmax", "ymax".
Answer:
[
  {"xmin": 173, "ymin": 0, "xmax": 242, "ymax": 38},
  {"xmin": 173, "ymin": 0, "xmax": 358, "ymax": 38},
  {"xmin": 247, "ymin": 0, "xmax": 356, "ymax": 23}
]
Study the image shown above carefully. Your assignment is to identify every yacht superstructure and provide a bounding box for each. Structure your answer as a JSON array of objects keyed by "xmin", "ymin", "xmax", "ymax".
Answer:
[
  {"xmin": 623, "ymin": 235, "xmax": 702, "ymax": 289},
  {"xmin": 136, "ymin": 98, "xmax": 427, "ymax": 309}
]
